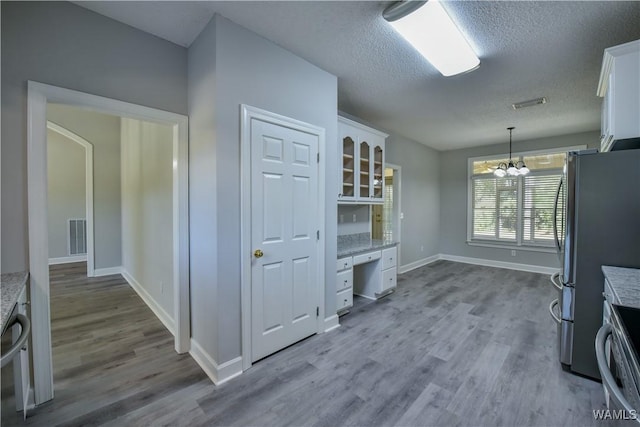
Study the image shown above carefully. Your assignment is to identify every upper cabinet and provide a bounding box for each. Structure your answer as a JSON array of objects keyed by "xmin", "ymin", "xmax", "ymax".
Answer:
[
  {"xmin": 338, "ymin": 117, "xmax": 388, "ymax": 204},
  {"xmin": 597, "ymin": 39, "xmax": 640, "ymax": 152}
]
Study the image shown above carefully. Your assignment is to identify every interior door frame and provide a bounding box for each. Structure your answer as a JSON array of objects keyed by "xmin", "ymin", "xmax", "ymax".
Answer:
[
  {"xmin": 46, "ymin": 121, "xmax": 95, "ymax": 276},
  {"xmin": 27, "ymin": 81, "xmax": 190, "ymax": 404},
  {"xmin": 386, "ymin": 162, "xmax": 402, "ymax": 267},
  {"xmin": 240, "ymin": 104, "xmax": 326, "ymax": 371}
]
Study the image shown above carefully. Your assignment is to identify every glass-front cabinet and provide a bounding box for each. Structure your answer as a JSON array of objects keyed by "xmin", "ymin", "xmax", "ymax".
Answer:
[
  {"xmin": 341, "ymin": 137, "xmax": 355, "ymax": 198},
  {"xmin": 359, "ymin": 141, "xmax": 370, "ymax": 198},
  {"xmin": 338, "ymin": 117, "xmax": 388, "ymax": 204}
]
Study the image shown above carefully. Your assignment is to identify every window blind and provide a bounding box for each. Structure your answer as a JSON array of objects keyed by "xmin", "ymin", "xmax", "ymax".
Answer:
[
  {"xmin": 522, "ymin": 174, "xmax": 562, "ymax": 245},
  {"xmin": 470, "ymin": 150, "xmax": 566, "ymax": 247}
]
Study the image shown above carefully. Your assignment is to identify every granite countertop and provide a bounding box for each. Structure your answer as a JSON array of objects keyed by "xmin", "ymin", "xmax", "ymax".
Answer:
[
  {"xmin": 337, "ymin": 239, "xmax": 398, "ymax": 258},
  {"xmin": 1, "ymin": 271, "xmax": 29, "ymax": 334},
  {"xmin": 602, "ymin": 266, "xmax": 640, "ymax": 310}
]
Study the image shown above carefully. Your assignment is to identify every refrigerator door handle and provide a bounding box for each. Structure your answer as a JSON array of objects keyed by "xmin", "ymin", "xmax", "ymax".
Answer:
[
  {"xmin": 553, "ymin": 178, "xmax": 563, "ymax": 254},
  {"xmin": 549, "ymin": 299, "xmax": 561, "ymax": 324},
  {"xmin": 550, "ymin": 272, "xmax": 562, "ymax": 291}
]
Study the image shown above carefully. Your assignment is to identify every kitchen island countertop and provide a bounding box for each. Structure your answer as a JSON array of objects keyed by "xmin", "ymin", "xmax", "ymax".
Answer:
[
  {"xmin": 602, "ymin": 265, "xmax": 640, "ymax": 309},
  {"xmin": 1, "ymin": 271, "xmax": 29, "ymax": 333}
]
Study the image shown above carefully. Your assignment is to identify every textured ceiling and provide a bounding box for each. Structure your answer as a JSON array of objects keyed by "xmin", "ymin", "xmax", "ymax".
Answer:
[{"xmin": 73, "ymin": 1, "xmax": 640, "ymax": 150}]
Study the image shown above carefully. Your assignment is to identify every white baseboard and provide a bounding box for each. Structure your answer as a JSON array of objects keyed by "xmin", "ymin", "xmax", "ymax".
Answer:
[
  {"xmin": 398, "ymin": 254, "xmax": 440, "ymax": 274},
  {"xmin": 93, "ymin": 266, "xmax": 123, "ymax": 277},
  {"xmin": 323, "ymin": 314, "xmax": 340, "ymax": 333},
  {"xmin": 439, "ymin": 254, "xmax": 557, "ymax": 275},
  {"xmin": 189, "ymin": 339, "xmax": 243, "ymax": 385},
  {"xmin": 121, "ymin": 269, "xmax": 175, "ymax": 335},
  {"xmin": 48, "ymin": 255, "xmax": 87, "ymax": 265}
]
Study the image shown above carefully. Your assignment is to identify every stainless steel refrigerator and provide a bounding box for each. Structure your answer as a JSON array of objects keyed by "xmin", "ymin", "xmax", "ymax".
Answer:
[{"xmin": 550, "ymin": 148, "xmax": 640, "ymax": 380}]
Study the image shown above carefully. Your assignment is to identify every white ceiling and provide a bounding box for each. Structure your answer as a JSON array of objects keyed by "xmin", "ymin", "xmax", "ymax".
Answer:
[{"xmin": 73, "ymin": 1, "xmax": 640, "ymax": 150}]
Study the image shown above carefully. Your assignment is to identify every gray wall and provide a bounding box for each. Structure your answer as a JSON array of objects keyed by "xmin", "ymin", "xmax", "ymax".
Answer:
[
  {"xmin": 121, "ymin": 118, "xmax": 174, "ymax": 319},
  {"xmin": 188, "ymin": 15, "xmax": 220, "ymax": 361},
  {"xmin": 1, "ymin": 1, "xmax": 187, "ymax": 273},
  {"xmin": 385, "ymin": 134, "xmax": 441, "ymax": 266},
  {"xmin": 439, "ymin": 130, "xmax": 600, "ymax": 268},
  {"xmin": 47, "ymin": 104, "xmax": 123, "ymax": 270},
  {"xmin": 47, "ymin": 130, "xmax": 86, "ymax": 259},
  {"xmin": 189, "ymin": 14, "xmax": 338, "ymax": 364}
]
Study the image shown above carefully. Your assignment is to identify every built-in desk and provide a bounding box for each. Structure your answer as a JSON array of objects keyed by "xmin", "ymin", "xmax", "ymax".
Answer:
[{"xmin": 336, "ymin": 240, "xmax": 398, "ymax": 315}]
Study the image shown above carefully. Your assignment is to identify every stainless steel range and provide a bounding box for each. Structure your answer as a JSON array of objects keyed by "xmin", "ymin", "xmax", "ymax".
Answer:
[{"xmin": 596, "ymin": 303, "xmax": 640, "ymax": 419}]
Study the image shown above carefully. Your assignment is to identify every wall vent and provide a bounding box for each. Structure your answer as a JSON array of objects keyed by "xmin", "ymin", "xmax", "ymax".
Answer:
[
  {"xmin": 68, "ymin": 219, "xmax": 87, "ymax": 255},
  {"xmin": 512, "ymin": 97, "xmax": 547, "ymax": 110}
]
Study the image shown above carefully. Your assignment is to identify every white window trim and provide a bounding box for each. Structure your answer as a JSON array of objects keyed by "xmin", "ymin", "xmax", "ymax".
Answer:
[{"xmin": 466, "ymin": 144, "xmax": 586, "ymax": 247}]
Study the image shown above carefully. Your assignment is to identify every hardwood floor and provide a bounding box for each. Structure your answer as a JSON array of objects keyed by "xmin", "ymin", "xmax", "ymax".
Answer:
[{"xmin": 1, "ymin": 260, "xmax": 621, "ymax": 426}]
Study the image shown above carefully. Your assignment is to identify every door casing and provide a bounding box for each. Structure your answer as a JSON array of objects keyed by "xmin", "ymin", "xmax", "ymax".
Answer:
[
  {"xmin": 240, "ymin": 105, "xmax": 326, "ymax": 371},
  {"xmin": 27, "ymin": 81, "xmax": 190, "ymax": 404}
]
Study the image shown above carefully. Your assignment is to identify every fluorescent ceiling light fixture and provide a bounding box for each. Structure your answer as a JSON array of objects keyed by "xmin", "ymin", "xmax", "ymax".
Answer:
[{"xmin": 384, "ymin": 0, "xmax": 480, "ymax": 77}]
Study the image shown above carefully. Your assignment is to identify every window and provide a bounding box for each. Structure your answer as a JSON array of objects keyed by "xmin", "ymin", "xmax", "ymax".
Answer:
[{"xmin": 468, "ymin": 148, "xmax": 577, "ymax": 249}]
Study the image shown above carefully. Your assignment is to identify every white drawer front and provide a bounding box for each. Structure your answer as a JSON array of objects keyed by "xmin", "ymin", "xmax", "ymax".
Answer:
[
  {"xmin": 382, "ymin": 247, "xmax": 397, "ymax": 270},
  {"xmin": 337, "ymin": 257, "xmax": 353, "ymax": 272},
  {"xmin": 353, "ymin": 250, "xmax": 381, "ymax": 266},
  {"xmin": 336, "ymin": 269, "xmax": 353, "ymax": 292},
  {"xmin": 381, "ymin": 267, "xmax": 397, "ymax": 292},
  {"xmin": 336, "ymin": 288, "xmax": 353, "ymax": 311}
]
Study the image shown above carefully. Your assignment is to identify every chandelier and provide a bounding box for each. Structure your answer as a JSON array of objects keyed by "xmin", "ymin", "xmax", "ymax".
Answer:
[{"xmin": 494, "ymin": 127, "xmax": 529, "ymax": 177}]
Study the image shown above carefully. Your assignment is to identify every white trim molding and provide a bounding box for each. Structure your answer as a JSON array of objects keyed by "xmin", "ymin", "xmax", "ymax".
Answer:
[
  {"xmin": 46, "ymin": 121, "xmax": 95, "ymax": 276},
  {"xmin": 189, "ymin": 340, "xmax": 243, "ymax": 385},
  {"xmin": 323, "ymin": 315, "xmax": 340, "ymax": 333},
  {"xmin": 27, "ymin": 81, "xmax": 190, "ymax": 404},
  {"xmin": 398, "ymin": 254, "xmax": 441, "ymax": 274},
  {"xmin": 92, "ymin": 266, "xmax": 123, "ymax": 277},
  {"xmin": 398, "ymin": 253, "xmax": 556, "ymax": 276},
  {"xmin": 121, "ymin": 269, "xmax": 175, "ymax": 335},
  {"xmin": 48, "ymin": 255, "xmax": 87, "ymax": 265},
  {"xmin": 438, "ymin": 254, "xmax": 557, "ymax": 275},
  {"xmin": 240, "ymin": 104, "xmax": 326, "ymax": 372}
]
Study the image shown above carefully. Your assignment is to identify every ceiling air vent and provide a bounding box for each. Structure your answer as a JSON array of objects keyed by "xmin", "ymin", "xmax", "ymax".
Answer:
[{"xmin": 512, "ymin": 97, "xmax": 547, "ymax": 110}]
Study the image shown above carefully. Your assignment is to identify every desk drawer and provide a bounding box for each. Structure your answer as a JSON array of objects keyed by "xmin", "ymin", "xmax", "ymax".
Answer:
[
  {"xmin": 336, "ymin": 288, "xmax": 353, "ymax": 312},
  {"xmin": 382, "ymin": 247, "xmax": 397, "ymax": 270},
  {"xmin": 353, "ymin": 250, "xmax": 381, "ymax": 266},
  {"xmin": 382, "ymin": 267, "xmax": 397, "ymax": 292},
  {"xmin": 337, "ymin": 269, "xmax": 353, "ymax": 292},
  {"xmin": 337, "ymin": 257, "xmax": 353, "ymax": 272}
]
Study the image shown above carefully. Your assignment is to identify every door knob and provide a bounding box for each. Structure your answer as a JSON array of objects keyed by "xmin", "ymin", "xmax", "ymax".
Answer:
[{"xmin": 254, "ymin": 249, "xmax": 264, "ymax": 258}]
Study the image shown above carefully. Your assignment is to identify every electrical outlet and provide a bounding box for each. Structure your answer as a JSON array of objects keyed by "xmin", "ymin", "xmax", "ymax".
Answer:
[
  {"xmin": 339, "ymin": 214, "xmax": 344, "ymax": 223},
  {"xmin": 352, "ymin": 214, "xmax": 357, "ymax": 223},
  {"xmin": 421, "ymin": 246, "xmax": 424, "ymax": 252},
  {"xmin": 160, "ymin": 281, "xmax": 164, "ymax": 293},
  {"xmin": 511, "ymin": 250, "xmax": 516, "ymax": 257},
  {"xmin": 400, "ymin": 212, "xmax": 404, "ymax": 219}
]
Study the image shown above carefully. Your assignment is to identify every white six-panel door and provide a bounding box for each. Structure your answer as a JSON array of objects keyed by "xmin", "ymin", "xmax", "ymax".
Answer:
[{"xmin": 250, "ymin": 118, "xmax": 320, "ymax": 362}]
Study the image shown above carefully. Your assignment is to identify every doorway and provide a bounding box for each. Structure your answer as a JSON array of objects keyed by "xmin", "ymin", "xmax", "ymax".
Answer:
[
  {"xmin": 46, "ymin": 122, "xmax": 95, "ymax": 277},
  {"xmin": 372, "ymin": 164, "xmax": 401, "ymax": 264},
  {"xmin": 27, "ymin": 82, "xmax": 189, "ymax": 404},
  {"xmin": 240, "ymin": 105, "xmax": 326, "ymax": 370}
]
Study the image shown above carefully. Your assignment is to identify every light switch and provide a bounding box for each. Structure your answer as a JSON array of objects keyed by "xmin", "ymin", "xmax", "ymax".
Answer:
[
  {"xmin": 400, "ymin": 212, "xmax": 404, "ymax": 219},
  {"xmin": 352, "ymin": 214, "xmax": 357, "ymax": 222}
]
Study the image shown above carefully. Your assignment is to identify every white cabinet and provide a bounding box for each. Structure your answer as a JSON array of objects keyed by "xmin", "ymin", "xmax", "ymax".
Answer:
[
  {"xmin": 335, "ymin": 245, "xmax": 398, "ymax": 316},
  {"xmin": 381, "ymin": 247, "xmax": 397, "ymax": 294},
  {"xmin": 338, "ymin": 117, "xmax": 388, "ymax": 204},
  {"xmin": 597, "ymin": 39, "xmax": 640, "ymax": 152},
  {"xmin": 352, "ymin": 246, "xmax": 397, "ymax": 300},
  {"xmin": 336, "ymin": 257, "xmax": 353, "ymax": 315}
]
